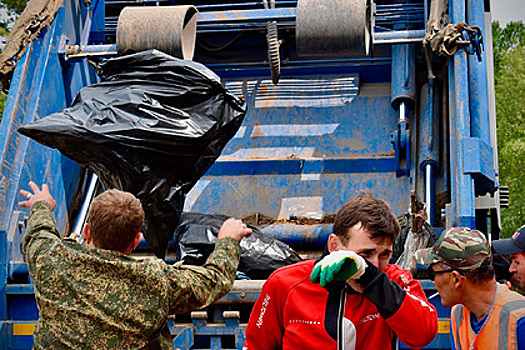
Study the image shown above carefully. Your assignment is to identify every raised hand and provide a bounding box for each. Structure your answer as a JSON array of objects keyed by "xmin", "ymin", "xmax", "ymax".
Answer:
[
  {"xmin": 311, "ymin": 250, "xmax": 367, "ymax": 287},
  {"xmin": 18, "ymin": 181, "xmax": 56, "ymax": 211}
]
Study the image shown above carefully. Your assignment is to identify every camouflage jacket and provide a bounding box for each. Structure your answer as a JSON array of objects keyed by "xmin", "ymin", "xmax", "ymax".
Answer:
[{"xmin": 23, "ymin": 201, "xmax": 241, "ymax": 350}]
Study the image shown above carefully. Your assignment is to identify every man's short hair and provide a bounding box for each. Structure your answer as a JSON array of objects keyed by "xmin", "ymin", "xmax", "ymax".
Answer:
[
  {"xmin": 333, "ymin": 193, "xmax": 400, "ymax": 245},
  {"xmin": 87, "ymin": 189, "xmax": 144, "ymax": 252},
  {"xmin": 461, "ymin": 259, "xmax": 495, "ymax": 284}
]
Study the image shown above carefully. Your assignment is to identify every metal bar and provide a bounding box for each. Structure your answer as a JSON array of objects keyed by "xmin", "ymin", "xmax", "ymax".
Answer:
[
  {"xmin": 262, "ymin": 223, "xmax": 331, "ymax": 246},
  {"xmin": 73, "ymin": 36, "xmax": 423, "ymax": 61},
  {"xmin": 467, "ymin": 0, "xmax": 490, "ymax": 144},
  {"xmin": 63, "ymin": 44, "xmax": 118, "ymax": 59},
  {"xmin": 197, "ymin": 8, "xmax": 295, "ymax": 24},
  {"xmin": 205, "ymin": 158, "xmax": 397, "ymax": 176},
  {"xmin": 425, "ymin": 163, "xmax": 436, "ymax": 226},
  {"xmin": 137, "ymin": 223, "xmax": 332, "ymax": 250},
  {"xmin": 71, "ymin": 172, "xmax": 99, "ymax": 237},
  {"xmin": 374, "ymin": 29, "xmax": 425, "ymax": 43},
  {"xmin": 447, "ymin": 0, "xmax": 476, "ymax": 228},
  {"xmin": 4, "ymin": 285, "xmax": 34, "ymax": 295}
]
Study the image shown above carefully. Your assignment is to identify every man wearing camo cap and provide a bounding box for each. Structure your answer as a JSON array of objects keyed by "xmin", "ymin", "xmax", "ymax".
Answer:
[{"xmin": 414, "ymin": 227, "xmax": 525, "ymax": 350}]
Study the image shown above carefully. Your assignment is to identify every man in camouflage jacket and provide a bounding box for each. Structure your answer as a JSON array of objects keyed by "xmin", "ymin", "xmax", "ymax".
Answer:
[{"xmin": 19, "ymin": 181, "xmax": 252, "ymax": 349}]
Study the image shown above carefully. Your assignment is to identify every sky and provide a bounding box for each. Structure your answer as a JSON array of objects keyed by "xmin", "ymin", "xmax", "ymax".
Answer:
[{"xmin": 491, "ymin": 0, "xmax": 525, "ymax": 25}]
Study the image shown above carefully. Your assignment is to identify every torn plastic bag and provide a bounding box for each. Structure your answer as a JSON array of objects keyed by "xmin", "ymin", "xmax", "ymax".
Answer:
[
  {"xmin": 18, "ymin": 50, "xmax": 246, "ymax": 258},
  {"xmin": 176, "ymin": 212, "xmax": 303, "ymax": 279},
  {"xmin": 393, "ymin": 214, "xmax": 436, "ymax": 273}
]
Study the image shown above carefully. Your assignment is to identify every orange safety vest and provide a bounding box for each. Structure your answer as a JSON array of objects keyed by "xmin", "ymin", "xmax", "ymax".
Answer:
[{"xmin": 451, "ymin": 283, "xmax": 525, "ymax": 350}]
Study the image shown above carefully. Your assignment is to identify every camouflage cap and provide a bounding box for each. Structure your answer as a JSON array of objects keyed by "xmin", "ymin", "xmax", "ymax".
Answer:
[{"xmin": 414, "ymin": 227, "xmax": 491, "ymax": 270}]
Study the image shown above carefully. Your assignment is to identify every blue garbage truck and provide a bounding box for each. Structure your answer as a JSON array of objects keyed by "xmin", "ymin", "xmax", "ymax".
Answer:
[{"xmin": 0, "ymin": 0, "xmax": 503, "ymax": 348}]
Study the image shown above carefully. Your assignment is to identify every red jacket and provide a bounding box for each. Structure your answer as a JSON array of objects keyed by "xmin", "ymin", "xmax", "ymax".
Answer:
[{"xmin": 244, "ymin": 260, "xmax": 437, "ymax": 350}]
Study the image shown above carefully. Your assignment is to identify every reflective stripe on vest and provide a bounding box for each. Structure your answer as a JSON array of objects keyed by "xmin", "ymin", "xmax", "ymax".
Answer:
[
  {"xmin": 452, "ymin": 305, "xmax": 463, "ymax": 349},
  {"xmin": 499, "ymin": 300, "xmax": 525, "ymax": 349}
]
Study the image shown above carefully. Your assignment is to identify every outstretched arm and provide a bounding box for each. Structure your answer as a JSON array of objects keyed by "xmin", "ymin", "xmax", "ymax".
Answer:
[{"xmin": 166, "ymin": 218, "xmax": 252, "ymax": 314}]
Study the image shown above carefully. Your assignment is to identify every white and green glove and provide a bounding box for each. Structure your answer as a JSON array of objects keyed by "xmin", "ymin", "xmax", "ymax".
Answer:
[{"xmin": 310, "ymin": 250, "xmax": 367, "ymax": 287}]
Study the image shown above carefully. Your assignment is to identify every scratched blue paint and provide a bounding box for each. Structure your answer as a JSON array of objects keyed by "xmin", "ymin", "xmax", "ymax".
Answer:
[
  {"xmin": 461, "ymin": 138, "xmax": 494, "ymax": 179},
  {"xmin": 447, "ymin": 0, "xmax": 477, "ymax": 228},
  {"xmin": 220, "ymin": 93, "xmax": 398, "ymax": 158},
  {"xmin": 206, "ymin": 158, "xmax": 398, "ymax": 177},
  {"xmin": 224, "ymin": 147, "xmax": 316, "ymax": 159},
  {"xmin": 89, "ymin": 0, "xmax": 106, "ymax": 43},
  {"xmin": 467, "ymin": 0, "xmax": 490, "ymax": 145},
  {"xmin": 0, "ymin": 1, "xmax": 101, "ymax": 342},
  {"xmin": 249, "ymin": 123, "xmax": 339, "ymax": 137},
  {"xmin": 261, "ymin": 224, "xmax": 332, "ymax": 246},
  {"xmin": 187, "ymin": 173, "xmax": 409, "ymax": 219},
  {"xmin": 188, "ymin": 76, "xmax": 403, "ymax": 222}
]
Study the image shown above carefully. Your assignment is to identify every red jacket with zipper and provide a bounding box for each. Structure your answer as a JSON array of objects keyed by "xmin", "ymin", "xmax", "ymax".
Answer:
[{"xmin": 243, "ymin": 260, "xmax": 437, "ymax": 350}]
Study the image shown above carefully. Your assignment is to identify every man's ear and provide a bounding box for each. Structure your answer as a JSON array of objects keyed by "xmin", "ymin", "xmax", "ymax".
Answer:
[
  {"xmin": 328, "ymin": 234, "xmax": 342, "ymax": 253},
  {"xmin": 130, "ymin": 232, "xmax": 143, "ymax": 252},
  {"xmin": 452, "ymin": 271, "xmax": 465, "ymax": 289},
  {"xmin": 83, "ymin": 223, "xmax": 91, "ymax": 243}
]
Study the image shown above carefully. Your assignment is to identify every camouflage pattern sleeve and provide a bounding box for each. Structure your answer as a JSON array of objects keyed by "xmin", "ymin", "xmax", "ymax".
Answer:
[
  {"xmin": 165, "ymin": 237, "xmax": 241, "ymax": 314},
  {"xmin": 22, "ymin": 201, "xmax": 62, "ymax": 271}
]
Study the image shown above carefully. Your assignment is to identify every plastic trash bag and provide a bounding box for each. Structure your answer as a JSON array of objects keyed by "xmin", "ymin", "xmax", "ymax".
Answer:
[
  {"xmin": 18, "ymin": 50, "xmax": 246, "ymax": 258},
  {"xmin": 176, "ymin": 212, "xmax": 303, "ymax": 279},
  {"xmin": 393, "ymin": 214, "xmax": 436, "ymax": 273}
]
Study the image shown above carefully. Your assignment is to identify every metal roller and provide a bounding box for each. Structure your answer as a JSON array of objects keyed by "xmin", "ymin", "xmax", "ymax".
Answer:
[
  {"xmin": 117, "ymin": 6, "xmax": 198, "ymax": 60},
  {"xmin": 296, "ymin": 0, "xmax": 371, "ymax": 58}
]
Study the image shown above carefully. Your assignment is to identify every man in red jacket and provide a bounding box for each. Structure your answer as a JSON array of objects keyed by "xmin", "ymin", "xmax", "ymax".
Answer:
[{"xmin": 243, "ymin": 194, "xmax": 438, "ymax": 350}]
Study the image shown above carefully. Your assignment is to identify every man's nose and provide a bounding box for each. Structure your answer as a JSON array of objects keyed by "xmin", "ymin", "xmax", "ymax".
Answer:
[{"xmin": 510, "ymin": 262, "xmax": 517, "ymax": 273}]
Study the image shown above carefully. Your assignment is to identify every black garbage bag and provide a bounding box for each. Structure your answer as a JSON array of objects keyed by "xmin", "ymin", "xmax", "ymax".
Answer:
[
  {"xmin": 18, "ymin": 50, "xmax": 246, "ymax": 258},
  {"xmin": 176, "ymin": 212, "xmax": 303, "ymax": 279}
]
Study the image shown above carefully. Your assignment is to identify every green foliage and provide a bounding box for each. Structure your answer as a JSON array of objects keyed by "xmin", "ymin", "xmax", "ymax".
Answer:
[
  {"xmin": 0, "ymin": 25, "xmax": 9, "ymax": 38},
  {"xmin": 492, "ymin": 21, "xmax": 525, "ymax": 78},
  {"xmin": 1, "ymin": 0, "xmax": 27, "ymax": 15},
  {"xmin": 0, "ymin": 91, "xmax": 6, "ymax": 114},
  {"xmin": 493, "ymin": 21, "xmax": 525, "ymax": 237}
]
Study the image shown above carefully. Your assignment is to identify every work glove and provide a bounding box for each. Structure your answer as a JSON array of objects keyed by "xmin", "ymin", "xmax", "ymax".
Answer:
[{"xmin": 310, "ymin": 250, "xmax": 367, "ymax": 287}]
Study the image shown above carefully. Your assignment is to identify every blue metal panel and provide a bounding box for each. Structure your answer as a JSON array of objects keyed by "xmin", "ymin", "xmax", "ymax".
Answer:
[
  {"xmin": 466, "ymin": 0, "xmax": 490, "ymax": 145},
  {"xmin": 261, "ymin": 223, "xmax": 331, "ymax": 246},
  {"xmin": 446, "ymin": 0, "xmax": 476, "ymax": 229},
  {"xmin": 205, "ymin": 158, "xmax": 397, "ymax": 176},
  {"xmin": 461, "ymin": 138, "xmax": 495, "ymax": 179},
  {"xmin": 0, "ymin": 321, "xmax": 35, "ymax": 350},
  {"xmin": 0, "ymin": 0, "xmax": 98, "ymax": 335},
  {"xmin": 89, "ymin": 0, "xmax": 106, "ymax": 43},
  {"xmin": 8, "ymin": 295, "xmax": 38, "ymax": 321},
  {"xmin": 185, "ymin": 78, "xmax": 410, "ymax": 220},
  {"xmin": 400, "ymin": 326, "xmax": 453, "ymax": 349},
  {"xmin": 0, "ymin": 33, "xmax": 32, "ymax": 327}
]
